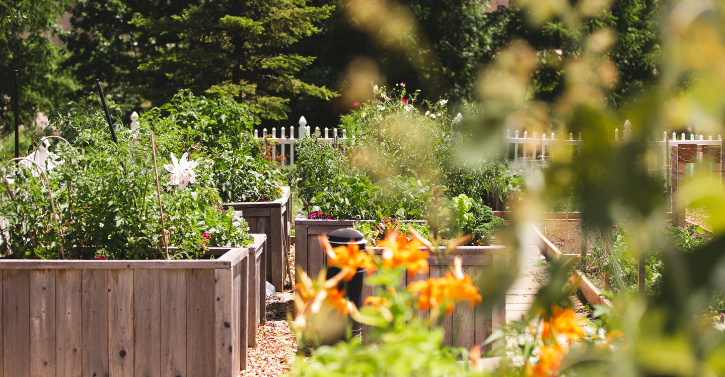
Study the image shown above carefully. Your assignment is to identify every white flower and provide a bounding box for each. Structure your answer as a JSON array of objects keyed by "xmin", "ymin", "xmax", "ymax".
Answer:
[
  {"xmin": 377, "ymin": 105, "xmax": 384, "ymax": 110},
  {"xmin": 99, "ymin": 222, "xmax": 104, "ymax": 228},
  {"xmin": 405, "ymin": 105, "xmax": 413, "ymax": 111},
  {"xmin": 164, "ymin": 152, "xmax": 198, "ymax": 189},
  {"xmin": 373, "ymin": 85, "xmax": 378, "ymax": 92},
  {"xmin": 361, "ymin": 112, "xmax": 366, "ymax": 118},
  {"xmin": 439, "ymin": 99, "xmax": 448, "ymax": 105},
  {"xmin": 430, "ymin": 114, "xmax": 437, "ymax": 119},
  {"xmin": 130, "ymin": 111, "xmax": 139, "ymax": 128},
  {"xmin": 425, "ymin": 111, "xmax": 430, "ymax": 116},
  {"xmin": 380, "ymin": 93, "xmax": 386, "ymax": 99},
  {"xmin": 453, "ymin": 113, "xmax": 463, "ymax": 124}
]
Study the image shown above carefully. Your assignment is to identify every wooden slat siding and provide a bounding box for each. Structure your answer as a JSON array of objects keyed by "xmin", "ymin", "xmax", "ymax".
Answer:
[
  {"xmin": 160, "ymin": 269, "xmax": 186, "ymax": 377},
  {"xmin": 408, "ymin": 270, "xmax": 429, "ymax": 320},
  {"xmin": 360, "ymin": 270, "xmax": 375, "ymax": 342},
  {"xmin": 455, "ymin": 266, "xmax": 475, "ymax": 349},
  {"xmin": 258, "ymin": 242, "xmax": 266, "ymax": 324},
  {"xmin": 246, "ymin": 217, "xmax": 259, "ymax": 234},
  {"xmin": 4, "ymin": 270, "xmax": 30, "ymax": 377},
  {"xmin": 231, "ymin": 264, "xmax": 241, "ymax": 372},
  {"xmin": 108, "ymin": 270, "xmax": 134, "ymax": 377},
  {"xmin": 56, "ymin": 270, "xmax": 82, "ymax": 377},
  {"xmin": 214, "ymin": 268, "xmax": 233, "ymax": 377},
  {"xmin": 187, "ymin": 269, "xmax": 214, "ymax": 376},
  {"xmin": 307, "ymin": 236, "xmax": 324, "ymax": 280},
  {"xmin": 134, "ymin": 269, "xmax": 160, "ymax": 377},
  {"xmin": 239, "ymin": 208, "xmax": 271, "ymax": 217},
  {"xmin": 247, "ymin": 247, "xmax": 258, "ymax": 347},
  {"xmin": 491, "ymin": 252, "xmax": 506, "ymax": 350},
  {"xmin": 295, "ymin": 224, "xmax": 307, "ymax": 284},
  {"xmin": 306, "ymin": 225, "xmax": 355, "ymax": 236},
  {"xmin": 81, "ymin": 269, "xmax": 109, "ymax": 377},
  {"xmin": 238, "ymin": 256, "xmax": 249, "ymax": 368},
  {"xmin": 270, "ymin": 206, "xmax": 283, "ymax": 291},
  {"xmin": 429, "ymin": 266, "xmax": 441, "ymax": 332},
  {"xmin": 0, "ymin": 260, "xmax": 231, "ymax": 270},
  {"xmin": 30, "ymin": 270, "xmax": 56, "ymax": 377},
  {"xmin": 474, "ymin": 266, "xmax": 492, "ymax": 353}
]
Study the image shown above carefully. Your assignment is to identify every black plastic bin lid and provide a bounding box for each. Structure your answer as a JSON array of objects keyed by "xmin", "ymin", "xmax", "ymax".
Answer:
[{"xmin": 327, "ymin": 228, "xmax": 367, "ymax": 250}]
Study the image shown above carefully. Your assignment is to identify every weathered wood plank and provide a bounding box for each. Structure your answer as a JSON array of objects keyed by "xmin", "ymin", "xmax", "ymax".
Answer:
[
  {"xmin": 238, "ymin": 255, "xmax": 249, "ymax": 369},
  {"xmin": 246, "ymin": 217, "xmax": 259, "ymax": 234},
  {"xmin": 30, "ymin": 269, "xmax": 56, "ymax": 377},
  {"xmin": 255, "ymin": 217, "xmax": 267, "ymax": 240},
  {"xmin": 258, "ymin": 242, "xmax": 266, "ymax": 325},
  {"xmin": 160, "ymin": 269, "xmax": 187, "ymax": 377},
  {"xmin": 134, "ymin": 269, "xmax": 160, "ymax": 377},
  {"xmin": 0, "ymin": 260, "xmax": 229, "ymax": 270},
  {"xmin": 307, "ymin": 235, "xmax": 325, "ymax": 280},
  {"xmin": 214, "ymin": 268, "xmax": 233, "ymax": 377},
  {"xmin": 428, "ymin": 255, "xmax": 492, "ymax": 267},
  {"xmin": 108, "ymin": 269, "xmax": 134, "ymax": 377},
  {"xmin": 454, "ymin": 266, "xmax": 475, "ymax": 349},
  {"xmin": 214, "ymin": 247, "xmax": 249, "ymax": 268},
  {"xmin": 248, "ymin": 247, "xmax": 258, "ymax": 347},
  {"xmin": 4, "ymin": 270, "xmax": 30, "ymax": 377},
  {"xmin": 409, "ymin": 270, "xmax": 429, "ymax": 320},
  {"xmin": 238, "ymin": 208, "xmax": 271, "ymax": 217},
  {"xmin": 430, "ymin": 267, "xmax": 441, "ymax": 332},
  {"xmin": 187, "ymin": 269, "xmax": 214, "ymax": 376},
  {"xmin": 295, "ymin": 224, "xmax": 308, "ymax": 284},
  {"xmin": 81, "ymin": 269, "xmax": 109, "ymax": 377},
  {"xmin": 231, "ymin": 264, "xmax": 241, "ymax": 372},
  {"xmin": 56, "ymin": 270, "xmax": 82, "ymax": 377},
  {"xmin": 270, "ymin": 206, "xmax": 284, "ymax": 291},
  {"xmin": 491, "ymin": 252, "xmax": 506, "ymax": 350},
  {"xmin": 474, "ymin": 266, "xmax": 492, "ymax": 353},
  {"xmin": 306, "ymin": 225, "xmax": 351, "ymax": 236}
]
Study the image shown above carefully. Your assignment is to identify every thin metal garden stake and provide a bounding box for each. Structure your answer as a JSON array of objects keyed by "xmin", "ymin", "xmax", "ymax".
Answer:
[
  {"xmin": 8, "ymin": 157, "xmax": 65, "ymax": 259},
  {"xmin": 95, "ymin": 79, "xmax": 118, "ymax": 144},
  {"xmin": 13, "ymin": 70, "xmax": 19, "ymax": 158},
  {"xmin": 150, "ymin": 133, "xmax": 170, "ymax": 259}
]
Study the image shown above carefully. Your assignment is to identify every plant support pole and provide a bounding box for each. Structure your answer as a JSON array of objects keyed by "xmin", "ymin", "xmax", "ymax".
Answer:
[
  {"xmin": 14, "ymin": 70, "xmax": 19, "ymax": 158},
  {"xmin": 95, "ymin": 79, "xmax": 118, "ymax": 144},
  {"xmin": 150, "ymin": 133, "xmax": 169, "ymax": 259}
]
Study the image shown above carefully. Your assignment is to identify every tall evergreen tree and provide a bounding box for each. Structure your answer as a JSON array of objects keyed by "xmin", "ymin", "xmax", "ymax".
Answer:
[
  {"xmin": 62, "ymin": 0, "xmax": 196, "ymax": 113},
  {"xmin": 0, "ymin": 0, "xmax": 77, "ymax": 133},
  {"xmin": 130, "ymin": 0, "xmax": 336, "ymax": 122}
]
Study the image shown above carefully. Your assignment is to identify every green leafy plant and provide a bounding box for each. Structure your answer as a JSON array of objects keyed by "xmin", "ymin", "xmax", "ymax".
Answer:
[
  {"xmin": 445, "ymin": 194, "xmax": 504, "ymax": 245},
  {"xmin": 1, "ymin": 103, "xmax": 252, "ymax": 260}
]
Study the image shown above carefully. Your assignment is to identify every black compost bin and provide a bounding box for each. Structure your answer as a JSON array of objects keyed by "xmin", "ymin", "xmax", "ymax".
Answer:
[{"xmin": 325, "ymin": 228, "xmax": 367, "ymax": 340}]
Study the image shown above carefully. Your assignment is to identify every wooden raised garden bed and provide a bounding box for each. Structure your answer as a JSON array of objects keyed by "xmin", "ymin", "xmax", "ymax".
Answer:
[
  {"xmin": 295, "ymin": 212, "xmax": 506, "ymax": 350},
  {"xmin": 226, "ymin": 186, "xmax": 291, "ymax": 291},
  {"xmin": 0, "ymin": 234, "xmax": 266, "ymax": 377}
]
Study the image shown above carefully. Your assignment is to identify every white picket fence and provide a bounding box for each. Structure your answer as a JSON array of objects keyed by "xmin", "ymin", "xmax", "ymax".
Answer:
[{"xmin": 254, "ymin": 117, "xmax": 724, "ymax": 179}]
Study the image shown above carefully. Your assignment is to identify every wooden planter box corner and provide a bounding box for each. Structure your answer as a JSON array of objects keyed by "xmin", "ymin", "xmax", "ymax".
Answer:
[
  {"xmin": 0, "ymin": 234, "xmax": 267, "ymax": 377},
  {"xmin": 294, "ymin": 211, "xmax": 506, "ymax": 350},
  {"xmin": 225, "ymin": 186, "xmax": 291, "ymax": 292}
]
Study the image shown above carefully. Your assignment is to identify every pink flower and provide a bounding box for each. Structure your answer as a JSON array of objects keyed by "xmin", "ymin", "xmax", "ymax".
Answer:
[
  {"xmin": 402, "ymin": 98, "xmax": 408, "ymax": 104},
  {"xmin": 400, "ymin": 82, "xmax": 406, "ymax": 87},
  {"xmin": 386, "ymin": 97, "xmax": 391, "ymax": 101},
  {"xmin": 375, "ymin": 100, "xmax": 381, "ymax": 104},
  {"xmin": 203, "ymin": 232, "xmax": 210, "ymax": 239},
  {"xmin": 353, "ymin": 102, "xmax": 360, "ymax": 106},
  {"xmin": 97, "ymin": 254, "xmax": 106, "ymax": 260}
]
